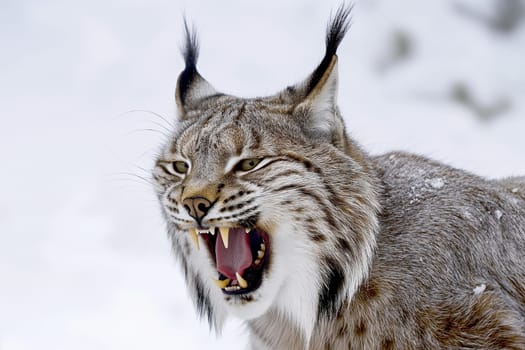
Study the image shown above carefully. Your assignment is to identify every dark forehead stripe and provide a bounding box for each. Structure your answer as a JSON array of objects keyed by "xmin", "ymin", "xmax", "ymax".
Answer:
[
  {"xmin": 211, "ymin": 124, "xmax": 245, "ymax": 156},
  {"xmin": 232, "ymin": 102, "xmax": 246, "ymax": 123},
  {"xmin": 249, "ymin": 128, "xmax": 261, "ymax": 150}
]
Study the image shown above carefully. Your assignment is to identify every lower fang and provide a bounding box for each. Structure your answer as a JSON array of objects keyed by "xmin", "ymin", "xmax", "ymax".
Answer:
[
  {"xmin": 213, "ymin": 278, "xmax": 231, "ymax": 289},
  {"xmin": 236, "ymin": 272, "xmax": 248, "ymax": 289}
]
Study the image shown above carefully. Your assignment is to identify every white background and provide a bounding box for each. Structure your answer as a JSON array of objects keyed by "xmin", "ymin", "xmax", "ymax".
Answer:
[{"xmin": 1, "ymin": 0, "xmax": 524, "ymax": 349}]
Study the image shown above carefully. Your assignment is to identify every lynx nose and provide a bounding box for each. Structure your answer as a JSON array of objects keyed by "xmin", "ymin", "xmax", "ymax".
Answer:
[{"xmin": 182, "ymin": 197, "xmax": 212, "ymax": 222}]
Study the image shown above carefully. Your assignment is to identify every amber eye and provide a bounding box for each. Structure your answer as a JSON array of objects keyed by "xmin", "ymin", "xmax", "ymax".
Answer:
[
  {"xmin": 172, "ymin": 161, "xmax": 189, "ymax": 174},
  {"xmin": 235, "ymin": 158, "xmax": 262, "ymax": 172}
]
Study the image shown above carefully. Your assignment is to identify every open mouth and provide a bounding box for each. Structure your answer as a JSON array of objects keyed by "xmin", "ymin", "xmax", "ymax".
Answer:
[{"xmin": 191, "ymin": 227, "xmax": 270, "ymax": 295}]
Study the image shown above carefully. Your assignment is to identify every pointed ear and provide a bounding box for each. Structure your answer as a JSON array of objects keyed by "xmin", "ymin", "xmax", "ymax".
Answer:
[
  {"xmin": 286, "ymin": 4, "xmax": 351, "ymax": 142},
  {"xmin": 294, "ymin": 56, "xmax": 339, "ymax": 138},
  {"xmin": 175, "ymin": 20, "xmax": 218, "ymax": 119}
]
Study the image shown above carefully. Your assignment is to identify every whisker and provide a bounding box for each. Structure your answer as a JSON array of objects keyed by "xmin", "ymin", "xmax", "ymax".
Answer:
[
  {"xmin": 115, "ymin": 110, "xmax": 175, "ymax": 138},
  {"xmin": 137, "ymin": 164, "xmax": 151, "ymax": 171},
  {"xmin": 108, "ymin": 172, "xmax": 155, "ymax": 187},
  {"xmin": 135, "ymin": 165, "xmax": 153, "ymax": 175},
  {"xmin": 127, "ymin": 109, "xmax": 175, "ymax": 129},
  {"xmin": 125, "ymin": 128, "xmax": 170, "ymax": 137},
  {"xmin": 118, "ymin": 109, "xmax": 175, "ymax": 133},
  {"xmin": 147, "ymin": 120, "xmax": 173, "ymax": 135}
]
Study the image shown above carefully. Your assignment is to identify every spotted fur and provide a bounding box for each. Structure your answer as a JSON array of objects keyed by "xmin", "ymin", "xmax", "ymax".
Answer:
[{"xmin": 153, "ymin": 5, "xmax": 525, "ymax": 349}]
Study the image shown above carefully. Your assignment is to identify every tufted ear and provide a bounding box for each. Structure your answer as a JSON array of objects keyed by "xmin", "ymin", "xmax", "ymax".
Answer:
[
  {"xmin": 175, "ymin": 20, "xmax": 218, "ymax": 119},
  {"xmin": 294, "ymin": 56, "xmax": 340, "ymax": 139},
  {"xmin": 285, "ymin": 5, "xmax": 351, "ymax": 142}
]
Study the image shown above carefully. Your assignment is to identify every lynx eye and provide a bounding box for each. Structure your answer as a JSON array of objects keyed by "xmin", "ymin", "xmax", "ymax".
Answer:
[
  {"xmin": 172, "ymin": 161, "xmax": 189, "ymax": 174},
  {"xmin": 235, "ymin": 158, "xmax": 262, "ymax": 172}
]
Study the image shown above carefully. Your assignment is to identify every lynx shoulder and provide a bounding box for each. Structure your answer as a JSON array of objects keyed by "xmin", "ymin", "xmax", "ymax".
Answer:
[{"xmin": 152, "ymin": 5, "xmax": 525, "ymax": 349}]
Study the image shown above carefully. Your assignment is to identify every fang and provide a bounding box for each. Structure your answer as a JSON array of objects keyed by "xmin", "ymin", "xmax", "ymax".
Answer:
[
  {"xmin": 213, "ymin": 278, "xmax": 231, "ymax": 289},
  {"xmin": 236, "ymin": 272, "xmax": 248, "ymax": 289},
  {"xmin": 189, "ymin": 228, "xmax": 199, "ymax": 250},
  {"xmin": 219, "ymin": 227, "xmax": 229, "ymax": 248}
]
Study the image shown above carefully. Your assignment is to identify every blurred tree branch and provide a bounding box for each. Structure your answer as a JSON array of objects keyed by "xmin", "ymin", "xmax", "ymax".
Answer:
[
  {"xmin": 454, "ymin": 0, "xmax": 525, "ymax": 33},
  {"xmin": 450, "ymin": 82, "xmax": 511, "ymax": 122},
  {"xmin": 376, "ymin": 29, "xmax": 413, "ymax": 73}
]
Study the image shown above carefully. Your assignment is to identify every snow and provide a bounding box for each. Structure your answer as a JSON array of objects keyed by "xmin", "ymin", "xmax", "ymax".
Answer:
[
  {"xmin": 473, "ymin": 283, "xmax": 487, "ymax": 295},
  {"xmin": 426, "ymin": 178, "xmax": 445, "ymax": 190},
  {"xmin": 1, "ymin": 0, "xmax": 525, "ymax": 349}
]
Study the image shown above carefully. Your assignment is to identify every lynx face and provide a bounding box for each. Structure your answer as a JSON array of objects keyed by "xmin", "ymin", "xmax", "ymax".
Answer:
[
  {"xmin": 153, "ymin": 7, "xmax": 380, "ymax": 338},
  {"xmin": 154, "ymin": 97, "xmax": 324, "ymax": 322}
]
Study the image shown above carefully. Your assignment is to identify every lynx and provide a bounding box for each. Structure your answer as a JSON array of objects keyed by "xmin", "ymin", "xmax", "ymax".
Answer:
[{"xmin": 152, "ymin": 5, "xmax": 525, "ymax": 349}]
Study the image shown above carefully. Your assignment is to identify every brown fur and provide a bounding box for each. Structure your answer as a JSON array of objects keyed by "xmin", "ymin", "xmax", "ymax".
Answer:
[{"xmin": 153, "ymin": 5, "xmax": 525, "ymax": 349}]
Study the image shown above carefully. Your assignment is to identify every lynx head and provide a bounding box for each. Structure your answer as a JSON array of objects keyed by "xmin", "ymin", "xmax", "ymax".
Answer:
[{"xmin": 153, "ymin": 5, "xmax": 380, "ymax": 342}]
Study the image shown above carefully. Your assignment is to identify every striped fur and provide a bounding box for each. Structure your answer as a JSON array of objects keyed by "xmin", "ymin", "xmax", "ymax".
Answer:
[{"xmin": 153, "ymin": 4, "xmax": 525, "ymax": 349}]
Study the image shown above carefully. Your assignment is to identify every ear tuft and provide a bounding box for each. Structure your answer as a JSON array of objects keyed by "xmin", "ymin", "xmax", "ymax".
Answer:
[
  {"xmin": 177, "ymin": 19, "xmax": 200, "ymax": 105},
  {"xmin": 281, "ymin": 4, "xmax": 352, "ymax": 146},
  {"xmin": 325, "ymin": 4, "xmax": 352, "ymax": 58},
  {"xmin": 182, "ymin": 18, "xmax": 199, "ymax": 72},
  {"xmin": 306, "ymin": 4, "xmax": 352, "ymax": 94},
  {"xmin": 175, "ymin": 18, "xmax": 218, "ymax": 118}
]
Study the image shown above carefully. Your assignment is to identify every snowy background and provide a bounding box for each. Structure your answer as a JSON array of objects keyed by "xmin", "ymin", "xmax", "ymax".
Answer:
[{"xmin": 1, "ymin": 0, "xmax": 524, "ymax": 349}]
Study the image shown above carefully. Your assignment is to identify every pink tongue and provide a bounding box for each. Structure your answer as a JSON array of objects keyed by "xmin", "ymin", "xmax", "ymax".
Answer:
[{"xmin": 216, "ymin": 228, "xmax": 253, "ymax": 280}]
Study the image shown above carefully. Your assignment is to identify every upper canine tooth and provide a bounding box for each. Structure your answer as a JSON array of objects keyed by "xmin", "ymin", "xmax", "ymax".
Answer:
[
  {"xmin": 236, "ymin": 272, "xmax": 248, "ymax": 289},
  {"xmin": 210, "ymin": 227, "xmax": 216, "ymax": 235},
  {"xmin": 219, "ymin": 227, "xmax": 229, "ymax": 248},
  {"xmin": 245, "ymin": 228, "xmax": 250, "ymax": 234},
  {"xmin": 189, "ymin": 228, "xmax": 199, "ymax": 250}
]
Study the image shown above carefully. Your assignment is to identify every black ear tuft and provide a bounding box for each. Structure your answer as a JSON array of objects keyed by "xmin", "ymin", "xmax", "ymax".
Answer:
[
  {"xmin": 306, "ymin": 4, "xmax": 352, "ymax": 94},
  {"xmin": 175, "ymin": 19, "xmax": 218, "ymax": 116},
  {"xmin": 325, "ymin": 3, "xmax": 352, "ymax": 58},
  {"xmin": 182, "ymin": 18, "xmax": 199, "ymax": 71},
  {"xmin": 178, "ymin": 18, "xmax": 200, "ymax": 104}
]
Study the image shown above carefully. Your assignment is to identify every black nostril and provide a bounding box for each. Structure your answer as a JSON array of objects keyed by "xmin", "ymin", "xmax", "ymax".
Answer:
[
  {"xmin": 182, "ymin": 196, "xmax": 213, "ymax": 222},
  {"xmin": 197, "ymin": 203, "xmax": 208, "ymax": 212}
]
